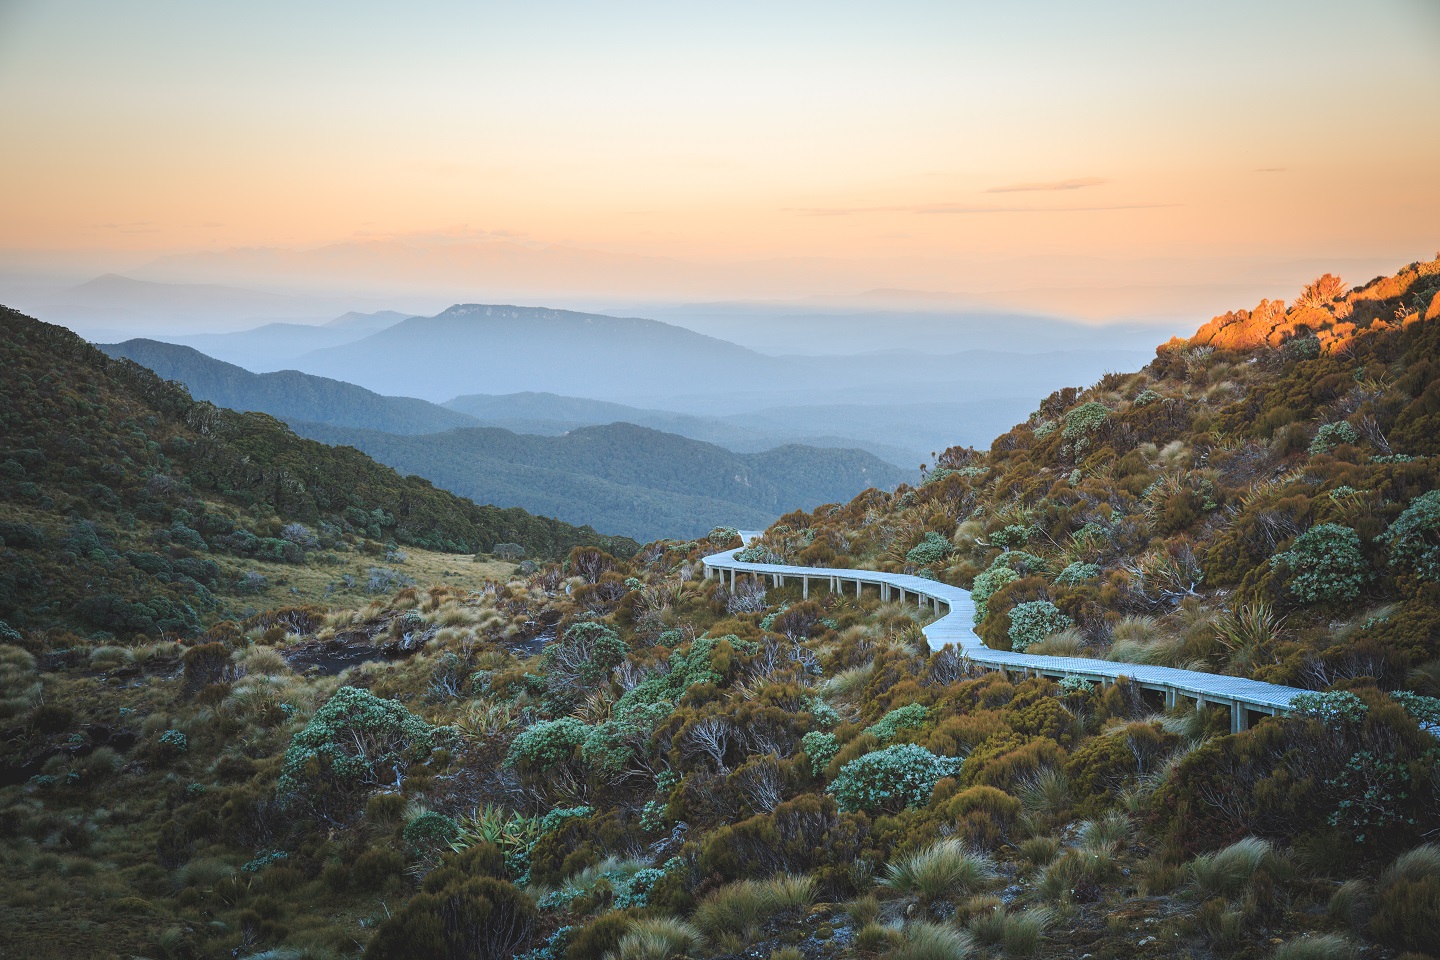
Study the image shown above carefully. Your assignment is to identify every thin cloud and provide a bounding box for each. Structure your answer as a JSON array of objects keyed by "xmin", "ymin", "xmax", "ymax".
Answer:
[
  {"xmin": 787, "ymin": 202, "xmax": 1175, "ymax": 217},
  {"xmin": 986, "ymin": 177, "xmax": 1107, "ymax": 193},
  {"xmin": 1255, "ymin": 167, "xmax": 1287, "ymax": 173}
]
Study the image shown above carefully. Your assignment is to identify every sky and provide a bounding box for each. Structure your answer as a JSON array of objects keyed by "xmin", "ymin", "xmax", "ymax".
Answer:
[{"xmin": 1, "ymin": 0, "xmax": 1438, "ymax": 316}]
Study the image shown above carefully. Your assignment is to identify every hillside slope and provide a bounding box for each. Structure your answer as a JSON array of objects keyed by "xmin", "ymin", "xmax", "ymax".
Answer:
[
  {"xmin": 0, "ymin": 306, "xmax": 634, "ymax": 637},
  {"xmin": 99, "ymin": 338, "xmax": 480, "ymax": 434},
  {"xmin": 289, "ymin": 420, "xmax": 909, "ymax": 540},
  {"xmin": 742, "ymin": 257, "xmax": 1440, "ymax": 692}
]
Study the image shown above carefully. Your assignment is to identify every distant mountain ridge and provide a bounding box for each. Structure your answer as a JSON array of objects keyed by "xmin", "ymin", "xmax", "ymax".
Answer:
[
  {"xmin": 292, "ymin": 303, "xmax": 766, "ymax": 402},
  {"xmin": 101, "ymin": 339, "xmax": 912, "ymax": 539},
  {"xmin": 287, "ymin": 420, "xmax": 910, "ymax": 540},
  {"xmin": 98, "ymin": 339, "xmax": 479, "ymax": 435},
  {"xmin": 285, "ymin": 301, "xmax": 1152, "ymax": 411}
]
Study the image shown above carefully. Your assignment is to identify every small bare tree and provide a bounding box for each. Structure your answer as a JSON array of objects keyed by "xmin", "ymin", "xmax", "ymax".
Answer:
[{"xmin": 682, "ymin": 715, "xmax": 734, "ymax": 770}]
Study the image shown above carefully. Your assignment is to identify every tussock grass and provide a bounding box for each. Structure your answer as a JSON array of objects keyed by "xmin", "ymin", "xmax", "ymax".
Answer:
[
  {"xmin": 857, "ymin": 923, "xmax": 897, "ymax": 954},
  {"xmin": 1326, "ymin": 879, "xmax": 1371, "ymax": 928},
  {"xmin": 1107, "ymin": 635, "xmax": 1186, "ymax": 667},
  {"xmin": 1018, "ymin": 836, "xmax": 1060, "ymax": 868},
  {"xmin": 1189, "ymin": 836, "xmax": 1273, "ymax": 901},
  {"xmin": 883, "ymin": 839, "xmax": 998, "ymax": 901},
  {"xmin": 237, "ymin": 645, "xmax": 291, "ymax": 676},
  {"xmin": 173, "ymin": 857, "xmax": 236, "ymax": 889},
  {"xmin": 887, "ymin": 922, "xmax": 975, "ymax": 960},
  {"xmin": 1037, "ymin": 847, "xmax": 1118, "ymax": 901},
  {"xmin": 1001, "ymin": 908, "xmax": 1050, "ymax": 957},
  {"xmin": 1213, "ymin": 603, "xmax": 1284, "ymax": 671},
  {"xmin": 1027, "ymin": 628, "xmax": 1086, "ymax": 656},
  {"xmin": 846, "ymin": 894, "xmax": 881, "ymax": 926},
  {"xmin": 1137, "ymin": 857, "xmax": 1184, "ymax": 896},
  {"xmin": 822, "ymin": 663, "xmax": 874, "ymax": 698},
  {"xmin": 1270, "ymin": 934, "xmax": 1357, "ymax": 960},
  {"xmin": 1015, "ymin": 767, "xmax": 1071, "ymax": 819},
  {"xmin": 692, "ymin": 874, "xmax": 814, "ymax": 941},
  {"xmin": 1079, "ymin": 811, "xmax": 1130, "ymax": 852},
  {"xmin": 965, "ymin": 903, "xmax": 1009, "ymax": 944},
  {"xmin": 435, "ymin": 603, "xmax": 480, "ymax": 628},
  {"xmin": 610, "ymin": 917, "xmax": 704, "ymax": 960},
  {"xmin": 1381, "ymin": 843, "xmax": 1440, "ymax": 885},
  {"xmin": 88, "ymin": 645, "xmax": 136, "ymax": 671}
]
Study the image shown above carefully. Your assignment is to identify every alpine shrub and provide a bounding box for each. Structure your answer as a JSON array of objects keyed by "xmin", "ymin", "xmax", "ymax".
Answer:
[
  {"xmin": 1273, "ymin": 524, "xmax": 1369, "ymax": 605},
  {"xmin": 277, "ymin": 686, "xmax": 450, "ymax": 813},
  {"xmin": 1310, "ymin": 421, "xmax": 1360, "ymax": 454},
  {"xmin": 1007, "ymin": 601, "xmax": 1072, "ymax": 653},
  {"xmin": 1290, "ymin": 691, "xmax": 1369, "ymax": 726},
  {"xmin": 830, "ymin": 744, "xmax": 963, "ymax": 813},
  {"xmin": 1055, "ymin": 562, "xmax": 1101, "ymax": 585},
  {"xmin": 1062, "ymin": 402, "xmax": 1110, "ymax": 442},
  {"xmin": 507, "ymin": 718, "xmax": 588, "ymax": 773},
  {"xmin": 972, "ymin": 567, "xmax": 1020, "ymax": 624},
  {"xmin": 906, "ymin": 532, "xmax": 953, "ymax": 566},
  {"xmin": 864, "ymin": 703, "xmax": 930, "ymax": 742},
  {"xmin": 1381, "ymin": 490, "xmax": 1440, "ymax": 581},
  {"xmin": 405, "ymin": 811, "xmax": 462, "ymax": 856},
  {"xmin": 1391, "ymin": 691, "xmax": 1440, "ymax": 726},
  {"xmin": 801, "ymin": 731, "xmax": 840, "ymax": 776}
]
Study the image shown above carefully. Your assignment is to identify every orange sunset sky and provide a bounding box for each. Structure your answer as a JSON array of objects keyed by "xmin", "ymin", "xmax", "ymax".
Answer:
[{"xmin": 1, "ymin": 0, "xmax": 1438, "ymax": 318}]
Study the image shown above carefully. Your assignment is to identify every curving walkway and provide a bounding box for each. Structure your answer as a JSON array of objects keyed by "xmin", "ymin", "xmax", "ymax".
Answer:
[{"xmin": 702, "ymin": 533, "xmax": 1306, "ymax": 734}]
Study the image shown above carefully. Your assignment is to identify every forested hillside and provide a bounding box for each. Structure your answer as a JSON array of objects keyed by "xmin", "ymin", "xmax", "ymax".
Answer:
[
  {"xmin": 1, "ymin": 262, "xmax": 1439, "ymax": 960},
  {"xmin": 290, "ymin": 420, "xmax": 908, "ymax": 540},
  {"xmin": 100, "ymin": 338, "xmax": 481, "ymax": 434},
  {"xmin": 0, "ymin": 307, "xmax": 634, "ymax": 637}
]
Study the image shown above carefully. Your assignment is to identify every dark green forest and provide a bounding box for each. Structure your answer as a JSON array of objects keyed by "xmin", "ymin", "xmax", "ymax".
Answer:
[{"xmin": 289, "ymin": 421, "xmax": 908, "ymax": 541}]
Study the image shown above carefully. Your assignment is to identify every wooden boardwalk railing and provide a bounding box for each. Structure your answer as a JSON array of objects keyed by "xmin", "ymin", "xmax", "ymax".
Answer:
[{"xmin": 703, "ymin": 537, "xmax": 1307, "ymax": 734}]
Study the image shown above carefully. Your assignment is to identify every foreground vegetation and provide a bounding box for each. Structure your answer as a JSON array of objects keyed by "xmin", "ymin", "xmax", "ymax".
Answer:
[{"xmin": 2, "ymin": 261, "xmax": 1440, "ymax": 960}]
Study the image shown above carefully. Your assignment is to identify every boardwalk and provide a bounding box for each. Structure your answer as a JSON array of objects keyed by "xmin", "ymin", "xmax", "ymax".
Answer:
[{"xmin": 703, "ymin": 535, "xmax": 1308, "ymax": 734}]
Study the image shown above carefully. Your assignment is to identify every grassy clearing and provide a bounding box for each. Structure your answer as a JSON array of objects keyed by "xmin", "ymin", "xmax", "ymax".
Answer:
[{"xmin": 216, "ymin": 547, "xmax": 515, "ymax": 613}]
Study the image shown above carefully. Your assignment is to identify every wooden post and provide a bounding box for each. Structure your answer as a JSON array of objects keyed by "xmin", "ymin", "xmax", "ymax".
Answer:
[{"xmin": 802, "ymin": 576, "xmax": 809, "ymax": 599}]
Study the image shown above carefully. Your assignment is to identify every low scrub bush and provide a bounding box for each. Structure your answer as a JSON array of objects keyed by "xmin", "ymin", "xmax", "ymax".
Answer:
[{"xmin": 830, "ymin": 744, "xmax": 963, "ymax": 813}]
